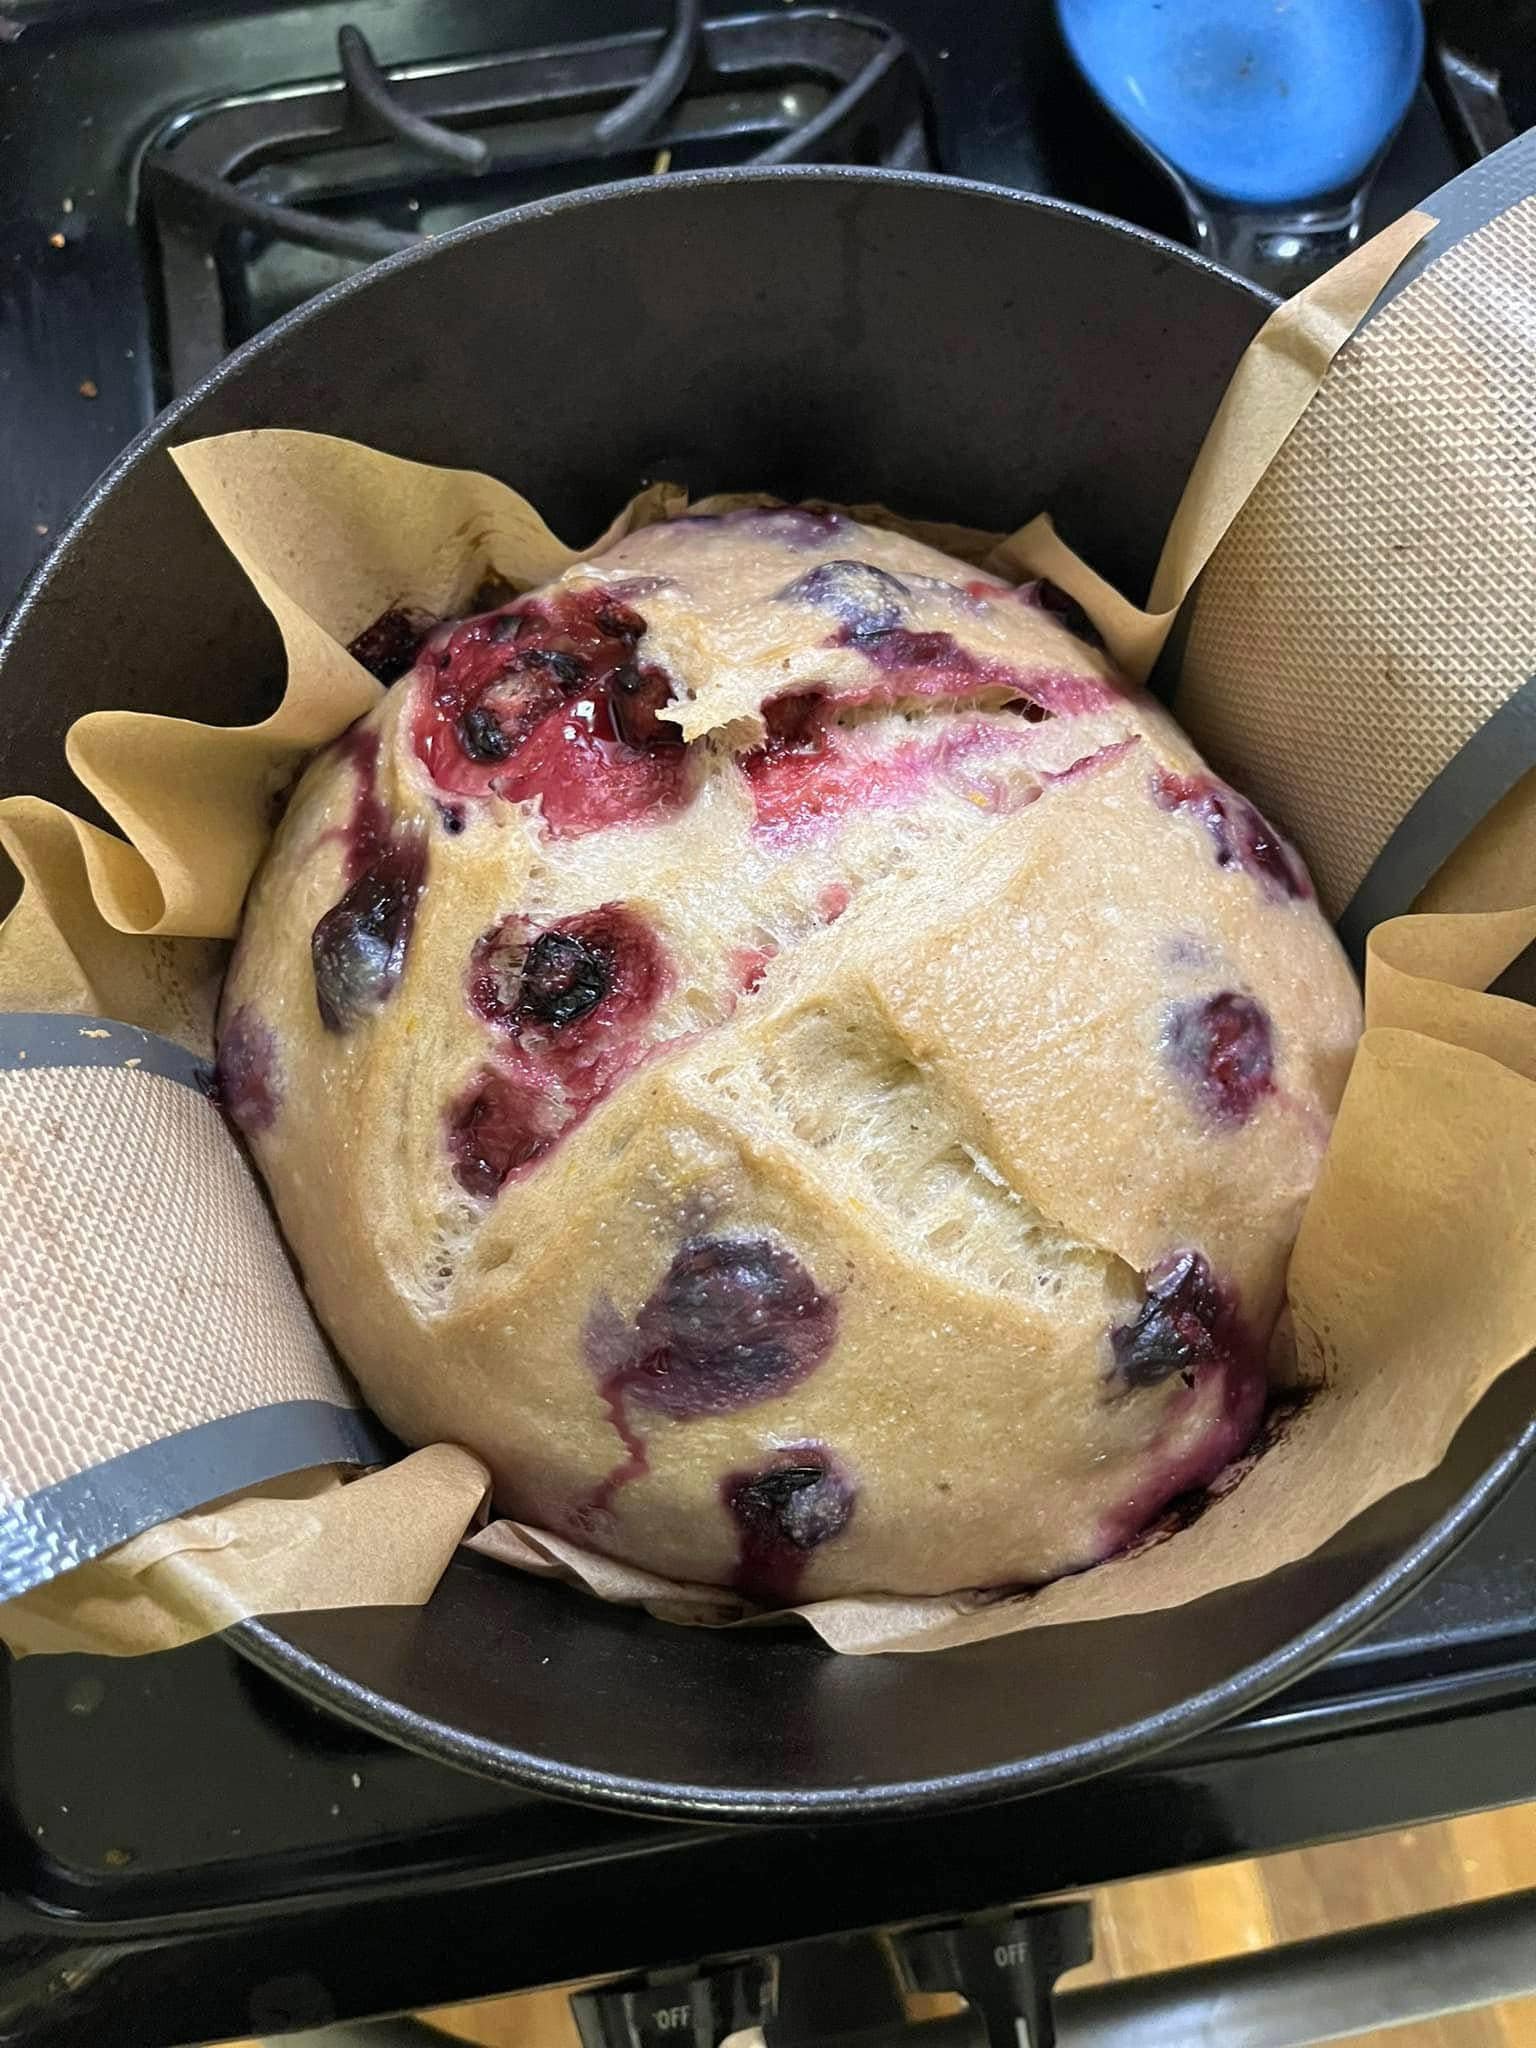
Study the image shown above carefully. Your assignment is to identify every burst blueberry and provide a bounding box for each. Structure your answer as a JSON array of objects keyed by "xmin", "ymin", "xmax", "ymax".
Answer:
[
  {"xmin": 778, "ymin": 558, "xmax": 909, "ymax": 636},
  {"xmin": 1111, "ymin": 1250, "xmax": 1237, "ymax": 1390},
  {"xmin": 447, "ymin": 1068, "xmax": 551, "ymax": 1198},
  {"xmin": 626, "ymin": 1235, "xmax": 838, "ymax": 1418},
  {"xmin": 609, "ymin": 661, "xmax": 683, "ymax": 749},
  {"xmin": 347, "ymin": 606, "xmax": 436, "ymax": 683},
  {"xmin": 457, "ymin": 704, "xmax": 514, "ymax": 761},
  {"xmin": 1166, "ymin": 991, "xmax": 1275, "ymax": 1126},
  {"xmin": 311, "ymin": 830, "xmax": 428, "ymax": 1033},
  {"xmin": 518, "ymin": 930, "xmax": 613, "ymax": 1029},
  {"xmin": 723, "ymin": 1446, "xmax": 857, "ymax": 1601}
]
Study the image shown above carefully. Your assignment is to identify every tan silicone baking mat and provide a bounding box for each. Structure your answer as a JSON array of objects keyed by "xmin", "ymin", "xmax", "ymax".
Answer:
[{"xmin": 1177, "ymin": 195, "xmax": 1536, "ymax": 923}]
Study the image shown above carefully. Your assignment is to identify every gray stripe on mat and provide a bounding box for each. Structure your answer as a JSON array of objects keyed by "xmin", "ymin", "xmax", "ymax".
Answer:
[
  {"xmin": 0, "ymin": 1399, "xmax": 394, "ymax": 1602},
  {"xmin": 1337, "ymin": 670, "xmax": 1536, "ymax": 965},
  {"xmin": 0, "ymin": 1012, "xmax": 213, "ymax": 1093}
]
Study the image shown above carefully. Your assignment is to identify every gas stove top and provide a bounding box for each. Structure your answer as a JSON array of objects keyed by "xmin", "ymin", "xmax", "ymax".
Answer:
[
  {"xmin": 2, "ymin": 4, "xmax": 1535, "ymax": 2044},
  {"xmin": 1, "ymin": 0, "xmax": 1474, "ymax": 606},
  {"xmin": 5, "ymin": 1456, "xmax": 1536, "ymax": 2047}
]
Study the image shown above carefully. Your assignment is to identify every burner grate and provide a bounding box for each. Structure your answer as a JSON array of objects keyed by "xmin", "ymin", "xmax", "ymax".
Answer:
[{"xmin": 139, "ymin": 10, "xmax": 933, "ymax": 396}]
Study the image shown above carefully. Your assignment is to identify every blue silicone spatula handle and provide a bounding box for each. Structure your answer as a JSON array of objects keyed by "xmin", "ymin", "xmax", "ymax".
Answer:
[{"xmin": 1057, "ymin": 0, "xmax": 1426, "ymax": 293}]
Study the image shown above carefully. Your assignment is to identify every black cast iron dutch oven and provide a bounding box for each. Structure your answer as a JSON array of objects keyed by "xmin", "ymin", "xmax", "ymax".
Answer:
[{"xmin": 4, "ymin": 169, "xmax": 1535, "ymax": 1822}]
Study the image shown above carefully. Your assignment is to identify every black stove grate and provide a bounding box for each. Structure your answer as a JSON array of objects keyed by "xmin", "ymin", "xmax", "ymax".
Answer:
[{"xmin": 138, "ymin": 10, "xmax": 933, "ymax": 396}]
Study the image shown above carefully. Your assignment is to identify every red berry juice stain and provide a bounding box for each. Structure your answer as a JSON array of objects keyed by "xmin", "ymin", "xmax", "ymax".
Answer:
[
  {"xmin": 411, "ymin": 588, "xmax": 690, "ymax": 837},
  {"xmin": 741, "ymin": 694, "xmax": 1045, "ymax": 839},
  {"xmin": 448, "ymin": 905, "xmax": 671, "ymax": 1198},
  {"xmin": 730, "ymin": 944, "xmax": 777, "ymax": 993},
  {"xmin": 1153, "ymin": 768, "xmax": 1311, "ymax": 903},
  {"xmin": 1165, "ymin": 991, "xmax": 1275, "ymax": 1127}
]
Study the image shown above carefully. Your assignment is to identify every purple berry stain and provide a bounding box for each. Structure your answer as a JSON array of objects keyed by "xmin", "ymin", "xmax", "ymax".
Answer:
[
  {"xmin": 1105, "ymin": 1245, "xmax": 1277, "ymax": 1548},
  {"xmin": 832, "ymin": 619, "xmax": 1115, "ymax": 718},
  {"xmin": 347, "ymin": 606, "xmax": 437, "ymax": 684},
  {"xmin": 575, "ymin": 1237, "xmax": 839, "ymax": 1527},
  {"xmin": 311, "ymin": 828, "xmax": 428, "ymax": 1033},
  {"xmin": 1025, "ymin": 578, "xmax": 1106, "ymax": 649},
  {"xmin": 1101, "ymin": 1252, "xmax": 1268, "ymax": 1557},
  {"xmin": 723, "ymin": 1445, "xmax": 857, "ymax": 1603},
  {"xmin": 1154, "ymin": 769, "xmax": 1311, "ymax": 903},
  {"xmin": 673, "ymin": 505, "xmax": 847, "ymax": 547},
  {"xmin": 446, "ymin": 1067, "xmax": 556, "ymax": 1200},
  {"xmin": 750, "ymin": 506, "xmax": 847, "ymax": 545},
  {"xmin": 1165, "ymin": 991, "xmax": 1275, "ymax": 1127},
  {"xmin": 576, "ymin": 1298, "xmax": 654, "ymax": 1528},
  {"xmin": 329, "ymin": 722, "xmax": 393, "ymax": 881},
  {"xmin": 214, "ymin": 1004, "xmax": 281, "ymax": 1134},
  {"xmin": 625, "ymin": 1236, "xmax": 838, "ymax": 1418}
]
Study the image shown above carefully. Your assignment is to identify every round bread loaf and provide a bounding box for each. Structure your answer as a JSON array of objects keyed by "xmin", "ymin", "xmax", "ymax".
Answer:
[{"xmin": 219, "ymin": 508, "xmax": 1360, "ymax": 1601}]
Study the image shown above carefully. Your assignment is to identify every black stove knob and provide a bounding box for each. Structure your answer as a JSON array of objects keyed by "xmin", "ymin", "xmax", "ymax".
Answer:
[
  {"xmin": 894, "ymin": 1904, "xmax": 1093, "ymax": 2048},
  {"xmin": 572, "ymin": 1955, "xmax": 776, "ymax": 2048}
]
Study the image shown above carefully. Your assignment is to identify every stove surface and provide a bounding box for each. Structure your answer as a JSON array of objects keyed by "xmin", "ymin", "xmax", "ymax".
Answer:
[
  {"xmin": 3, "ymin": 1465, "xmax": 1536, "ymax": 2046},
  {"xmin": 0, "ymin": 0, "xmax": 1462, "ymax": 604},
  {"xmin": 0, "ymin": 6, "xmax": 1534, "ymax": 2042}
]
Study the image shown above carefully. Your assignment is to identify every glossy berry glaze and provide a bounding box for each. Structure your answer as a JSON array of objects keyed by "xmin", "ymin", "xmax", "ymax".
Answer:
[
  {"xmin": 450, "ymin": 904, "xmax": 671, "ymax": 1198},
  {"xmin": 411, "ymin": 585, "xmax": 689, "ymax": 837}
]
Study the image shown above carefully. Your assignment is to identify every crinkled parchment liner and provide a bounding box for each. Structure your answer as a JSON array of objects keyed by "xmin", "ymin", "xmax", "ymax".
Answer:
[{"xmin": 5, "ymin": 208, "xmax": 1536, "ymax": 1659}]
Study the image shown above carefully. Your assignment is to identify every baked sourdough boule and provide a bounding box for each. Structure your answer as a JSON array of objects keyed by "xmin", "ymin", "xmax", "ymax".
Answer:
[{"xmin": 219, "ymin": 507, "xmax": 1361, "ymax": 1601}]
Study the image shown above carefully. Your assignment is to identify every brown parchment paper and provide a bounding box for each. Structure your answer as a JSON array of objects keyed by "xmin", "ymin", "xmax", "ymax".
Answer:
[
  {"xmin": 987, "ymin": 208, "xmax": 1436, "ymax": 687},
  {"xmin": 4, "ymin": 199, "xmax": 1536, "ymax": 1658}
]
